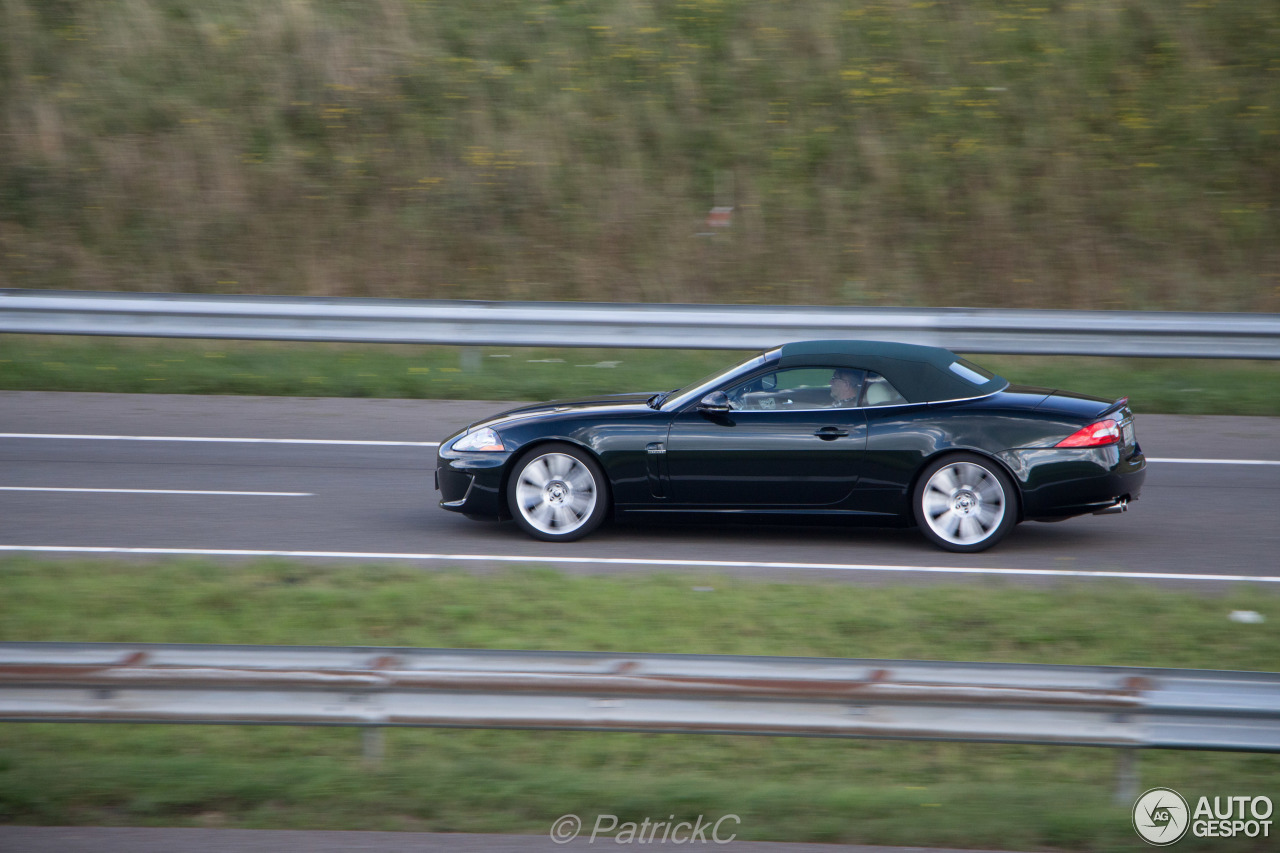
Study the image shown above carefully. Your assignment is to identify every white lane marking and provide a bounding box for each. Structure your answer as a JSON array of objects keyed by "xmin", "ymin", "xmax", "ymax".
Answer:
[
  {"xmin": 0, "ymin": 488, "xmax": 312, "ymax": 497},
  {"xmin": 0, "ymin": 546, "xmax": 1275, "ymax": 583},
  {"xmin": 1147, "ymin": 457, "xmax": 1280, "ymax": 466},
  {"xmin": 0, "ymin": 433, "xmax": 438, "ymax": 447}
]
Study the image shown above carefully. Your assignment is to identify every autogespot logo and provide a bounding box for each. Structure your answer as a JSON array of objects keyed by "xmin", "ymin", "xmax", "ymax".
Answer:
[
  {"xmin": 1133, "ymin": 788, "xmax": 1275, "ymax": 844},
  {"xmin": 1133, "ymin": 788, "xmax": 1191, "ymax": 846}
]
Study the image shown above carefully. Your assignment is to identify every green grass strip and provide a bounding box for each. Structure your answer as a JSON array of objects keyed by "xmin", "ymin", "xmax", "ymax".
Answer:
[
  {"xmin": 0, "ymin": 558, "xmax": 1276, "ymax": 849},
  {"xmin": 4, "ymin": 335, "xmax": 1280, "ymax": 415}
]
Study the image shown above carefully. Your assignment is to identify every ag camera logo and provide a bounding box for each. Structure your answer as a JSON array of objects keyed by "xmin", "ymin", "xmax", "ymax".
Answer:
[{"xmin": 1133, "ymin": 788, "xmax": 1190, "ymax": 846}]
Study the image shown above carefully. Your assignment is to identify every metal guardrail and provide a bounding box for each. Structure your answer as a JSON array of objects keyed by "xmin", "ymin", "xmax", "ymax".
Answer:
[
  {"xmin": 2, "ymin": 643, "xmax": 1277, "ymax": 753},
  {"xmin": 4, "ymin": 289, "xmax": 1280, "ymax": 358}
]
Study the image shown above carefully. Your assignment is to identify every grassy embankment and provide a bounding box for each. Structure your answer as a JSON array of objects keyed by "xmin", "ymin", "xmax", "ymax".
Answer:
[
  {"xmin": 1, "ymin": 0, "xmax": 1277, "ymax": 309},
  {"xmin": 0, "ymin": 558, "xmax": 1277, "ymax": 850},
  {"xmin": 4, "ymin": 335, "xmax": 1280, "ymax": 416}
]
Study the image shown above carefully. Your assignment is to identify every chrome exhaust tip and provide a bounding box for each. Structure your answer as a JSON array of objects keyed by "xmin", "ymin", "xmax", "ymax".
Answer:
[{"xmin": 1093, "ymin": 498, "xmax": 1128, "ymax": 516}]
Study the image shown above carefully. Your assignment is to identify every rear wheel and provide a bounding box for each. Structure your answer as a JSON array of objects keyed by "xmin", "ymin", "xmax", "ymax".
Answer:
[
  {"xmin": 507, "ymin": 443, "xmax": 609, "ymax": 541},
  {"xmin": 914, "ymin": 454, "xmax": 1017, "ymax": 552}
]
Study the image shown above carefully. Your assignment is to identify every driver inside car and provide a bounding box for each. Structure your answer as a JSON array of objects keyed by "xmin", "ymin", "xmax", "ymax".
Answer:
[{"xmin": 829, "ymin": 369, "xmax": 861, "ymax": 407}]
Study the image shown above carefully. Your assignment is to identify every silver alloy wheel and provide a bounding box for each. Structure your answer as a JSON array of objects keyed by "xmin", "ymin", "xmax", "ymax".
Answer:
[
  {"xmin": 514, "ymin": 452, "xmax": 599, "ymax": 536},
  {"xmin": 920, "ymin": 460, "xmax": 1007, "ymax": 547}
]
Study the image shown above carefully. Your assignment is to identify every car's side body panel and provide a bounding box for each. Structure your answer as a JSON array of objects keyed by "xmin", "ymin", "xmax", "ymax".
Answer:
[{"xmin": 663, "ymin": 407, "xmax": 868, "ymax": 506}]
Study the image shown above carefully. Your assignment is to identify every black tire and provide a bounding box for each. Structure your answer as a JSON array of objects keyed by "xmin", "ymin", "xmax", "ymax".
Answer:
[
  {"xmin": 506, "ymin": 443, "xmax": 609, "ymax": 542},
  {"xmin": 913, "ymin": 453, "xmax": 1018, "ymax": 553}
]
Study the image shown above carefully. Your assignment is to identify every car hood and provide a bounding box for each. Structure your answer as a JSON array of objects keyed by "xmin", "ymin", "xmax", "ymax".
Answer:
[{"xmin": 471, "ymin": 392, "xmax": 660, "ymax": 430}]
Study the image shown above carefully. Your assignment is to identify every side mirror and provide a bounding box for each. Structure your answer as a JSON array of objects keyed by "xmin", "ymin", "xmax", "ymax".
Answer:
[{"xmin": 697, "ymin": 391, "xmax": 732, "ymax": 413}]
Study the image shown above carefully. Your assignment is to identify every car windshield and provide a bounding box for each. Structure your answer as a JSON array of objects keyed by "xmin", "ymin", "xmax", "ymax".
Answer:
[{"xmin": 659, "ymin": 350, "xmax": 775, "ymax": 411}]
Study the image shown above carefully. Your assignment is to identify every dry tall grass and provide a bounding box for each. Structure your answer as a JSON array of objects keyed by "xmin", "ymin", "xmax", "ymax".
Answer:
[{"xmin": 1, "ymin": 0, "xmax": 1277, "ymax": 309}]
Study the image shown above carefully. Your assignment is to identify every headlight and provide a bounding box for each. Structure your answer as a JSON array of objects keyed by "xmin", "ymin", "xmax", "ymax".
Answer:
[{"xmin": 451, "ymin": 427, "xmax": 505, "ymax": 452}]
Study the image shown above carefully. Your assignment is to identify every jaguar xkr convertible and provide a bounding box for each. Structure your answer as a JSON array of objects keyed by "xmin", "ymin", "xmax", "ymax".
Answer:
[{"xmin": 435, "ymin": 340, "xmax": 1145, "ymax": 552}]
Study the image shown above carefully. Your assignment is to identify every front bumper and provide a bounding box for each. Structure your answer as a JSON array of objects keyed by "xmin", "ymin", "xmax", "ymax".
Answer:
[{"xmin": 436, "ymin": 451, "xmax": 511, "ymax": 518}]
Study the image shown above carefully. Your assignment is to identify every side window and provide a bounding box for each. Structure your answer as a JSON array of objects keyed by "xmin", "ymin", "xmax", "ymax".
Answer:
[
  {"xmin": 860, "ymin": 372, "xmax": 908, "ymax": 407},
  {"xmin": 724, "ymin": 367, "xmax": 865, "ymax": 410}
]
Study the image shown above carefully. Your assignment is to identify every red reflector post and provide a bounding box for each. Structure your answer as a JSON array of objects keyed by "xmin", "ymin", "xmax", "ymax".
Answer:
[{"xmin": 1056, "ymin": 419, "xmax": 1120, "ymax": 448}]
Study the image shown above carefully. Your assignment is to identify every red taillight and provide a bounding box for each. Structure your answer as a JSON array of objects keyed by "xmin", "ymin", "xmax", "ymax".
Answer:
[{"xmin": 1056, "ymin": 419, "xmax": 1121, "ymax": 448}]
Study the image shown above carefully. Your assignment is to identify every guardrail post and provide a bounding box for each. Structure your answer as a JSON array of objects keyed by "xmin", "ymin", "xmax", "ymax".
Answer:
[
  {"xmin": 460, "ymin": 347, "xmax": 482, "ymax": 372},
  {"xmin": 1114, "ymin": 748, "xmax": 1139, "ymax": 806},
  {"xmin": 362, "ymin": 728, "xmax": 385, "ymax": 765}
]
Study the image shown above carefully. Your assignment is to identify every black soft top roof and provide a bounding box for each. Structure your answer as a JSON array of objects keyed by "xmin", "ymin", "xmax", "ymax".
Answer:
[{"xmin": 776, "ymin": 340, "xmax": 1007, "ymax": 403}]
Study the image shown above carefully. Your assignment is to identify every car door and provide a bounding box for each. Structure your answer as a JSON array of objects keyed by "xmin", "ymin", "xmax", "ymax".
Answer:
[{"xmin": 663, "ymin": 367, "xmax": 869, "ymax": 506}]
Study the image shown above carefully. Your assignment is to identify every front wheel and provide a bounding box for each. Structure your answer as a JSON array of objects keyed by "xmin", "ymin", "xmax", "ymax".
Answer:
[
  {"xmin": 507, "ymin": 443, "xmax": 609, "ymax": 541},
  {"xmin": 914, "ymin": 454, "xmax": 1017, "ymax": 553}
]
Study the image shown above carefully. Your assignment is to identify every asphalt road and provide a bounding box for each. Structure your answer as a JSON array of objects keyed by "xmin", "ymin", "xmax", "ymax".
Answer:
[{"xmin": 3, "ymin": 392, "xmax": 1279, "ymax": 585}]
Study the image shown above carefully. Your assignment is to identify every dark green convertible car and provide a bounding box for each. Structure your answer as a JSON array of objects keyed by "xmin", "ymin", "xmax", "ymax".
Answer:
[{"xmin": 436, "ymin": 340, "xmax": 1145, "ymax": 552}]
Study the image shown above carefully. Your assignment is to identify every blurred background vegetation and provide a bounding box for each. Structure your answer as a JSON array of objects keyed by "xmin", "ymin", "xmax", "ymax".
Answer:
[{"xmin": 1, "ymin": 0, "xmax": 1277, "ymax": 310}]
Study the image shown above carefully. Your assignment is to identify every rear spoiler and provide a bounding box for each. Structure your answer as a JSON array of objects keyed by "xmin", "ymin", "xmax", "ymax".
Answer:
[{"xmin": 1099, "ymin": 396, "xmax": 1130, "ymax": 419}]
